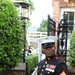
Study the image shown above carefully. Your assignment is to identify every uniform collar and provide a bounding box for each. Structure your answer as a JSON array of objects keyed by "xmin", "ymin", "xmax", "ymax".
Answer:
[{"xmin": 45, "ymin": 54, "xmax": 56, "ymax": 61}]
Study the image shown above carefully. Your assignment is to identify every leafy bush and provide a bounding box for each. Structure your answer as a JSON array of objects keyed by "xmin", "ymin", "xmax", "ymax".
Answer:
[
  {"xmin": 68, "ymin": 30, "xmax": 75, "ymax": 68},
  {"xmin": 26, "ymin": 54, "xmax": 38, "ymax": 75},
  {"xmin": 0, "ymin": 0, "xmax": 24, "ymax": 72}
]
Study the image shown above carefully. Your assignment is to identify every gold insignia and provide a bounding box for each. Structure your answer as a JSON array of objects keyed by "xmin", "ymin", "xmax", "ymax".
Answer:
[
  {"xmin": 45, "ymin": 37, "xmax": 48, "ymax": 40},
  {"xmin": 45, "ymin": 62, "xmax": 47, "ymax": 64},
  {"xmin": 40, "ymin": 73, "xmax": 42, "ymax": 75},
  {"xmin": 43, "ymin": 65, "xmax": 45, "ymax": 67},
  {"xmin": 48, "ymin": 58, "xmax": 50, "ymax": 60},
  {"xmin": 42, "ymin": 69, "xmax": 44, "ymax": 72},
  {"xmin": 56, "ymin": 57, "xmax": 58, "ymax": 59},
  {"xmin": 48, "ymin": 72, "xmax": 50, "ymax": 74}
]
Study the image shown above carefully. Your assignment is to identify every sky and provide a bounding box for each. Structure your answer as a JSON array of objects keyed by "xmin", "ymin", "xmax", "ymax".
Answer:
[{"xmin": 30, "ymin": 0, "xmax": 53, "ymax": 27}]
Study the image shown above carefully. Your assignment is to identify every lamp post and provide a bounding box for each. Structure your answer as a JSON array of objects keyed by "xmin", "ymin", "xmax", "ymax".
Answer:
[
  {"xmin": 14, "ymin": 1, "xmax": 30, "ymax": 63},
  {"xmin": 22, "ymin": 21, "xmax": 26, "ymax": 63},
  {"xmin": 57, "ymin": 19, "xmax": 68, "ymax": 63}
]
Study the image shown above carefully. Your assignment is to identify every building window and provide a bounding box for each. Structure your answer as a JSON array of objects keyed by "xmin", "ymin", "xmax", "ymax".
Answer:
[{"xmin": 63, "ymin": 12, "xmax": 74, "ymax": 33}]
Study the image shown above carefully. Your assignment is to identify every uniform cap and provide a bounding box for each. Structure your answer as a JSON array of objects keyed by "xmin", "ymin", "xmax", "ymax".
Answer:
[{"xmin": 38, "ymin": 36, "xmax": 58, "ymax": 44}]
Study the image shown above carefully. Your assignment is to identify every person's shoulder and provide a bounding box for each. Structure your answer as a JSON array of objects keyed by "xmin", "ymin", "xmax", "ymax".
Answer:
[
  {"xmin": 54, "ymin": 57, "xmax": 66, "ymax": 65},
  {"xmin": 38, "ymin": 59, "xmax": 45, "ymax": 65}
]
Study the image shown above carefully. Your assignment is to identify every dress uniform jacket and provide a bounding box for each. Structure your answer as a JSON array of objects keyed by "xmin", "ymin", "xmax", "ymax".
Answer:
[{"xmin": 37, "ymin": 55, "xmax": 68, "ymax": 75}]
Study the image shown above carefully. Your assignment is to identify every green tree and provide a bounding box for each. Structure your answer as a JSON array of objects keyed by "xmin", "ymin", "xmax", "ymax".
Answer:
[
  {"xmin": 37, "ymin": 19, "xmax": 47, "ymax": 32},
  {"xmin": 68, "ymin": 30, "xmax": 75, "ymax": 69},
  {"xmin": 0, "ymin": 0, "xmax": 24, "ymax": 72}
]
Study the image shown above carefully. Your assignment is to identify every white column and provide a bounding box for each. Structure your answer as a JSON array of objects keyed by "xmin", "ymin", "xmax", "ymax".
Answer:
[{"xmin": 38, "ymin": 42, "xmax": 41, "ymax": 63}]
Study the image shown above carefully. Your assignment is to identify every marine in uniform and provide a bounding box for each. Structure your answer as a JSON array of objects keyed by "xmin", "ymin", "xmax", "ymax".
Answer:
[{"xmin": 38, "ymin": 36, "xmax": 68, "ymax": 75}]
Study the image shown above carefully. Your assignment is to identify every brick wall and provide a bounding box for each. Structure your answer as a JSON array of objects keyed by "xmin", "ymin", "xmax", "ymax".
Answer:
[
  {"xmin": 53, "ymin": 0, "xmax": 75, "ymax": 50},
  {"xmin": 53, "ymin": 0, "xmax": 75, "ymax": 23}
]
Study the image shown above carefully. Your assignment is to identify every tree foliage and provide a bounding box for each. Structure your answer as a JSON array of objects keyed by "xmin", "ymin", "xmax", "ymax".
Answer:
[
  {"xmin": 37, "ymin": 19, "xmax": 47, "ymax": 32},
  {"xmin": 0, "ymin": 0, "xmax": 24, "ymax": 72},
  {"xmin": 68, "ymin": 30, "xmax": 75, "ymax": 68}
]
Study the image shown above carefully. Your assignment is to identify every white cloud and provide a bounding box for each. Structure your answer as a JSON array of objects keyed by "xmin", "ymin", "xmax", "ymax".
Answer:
[{"xmin": 30, "ymin": 0, "xmax": 53, "ymax": 27}]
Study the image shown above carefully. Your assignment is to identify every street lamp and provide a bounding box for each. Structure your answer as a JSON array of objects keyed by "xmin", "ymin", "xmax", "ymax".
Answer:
[
  {"xmin": 57, "ymin": 19, "xmax": 68, "ymax": 63},
  {"xmin": 14, "ymin": 1, "xmax": 30, "ymax": 63}
]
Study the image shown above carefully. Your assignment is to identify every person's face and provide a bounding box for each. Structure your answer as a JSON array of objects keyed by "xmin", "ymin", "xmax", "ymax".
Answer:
[{"xmin": 42, "ymin": 44, "xmax": 56, "ymax": 57}]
